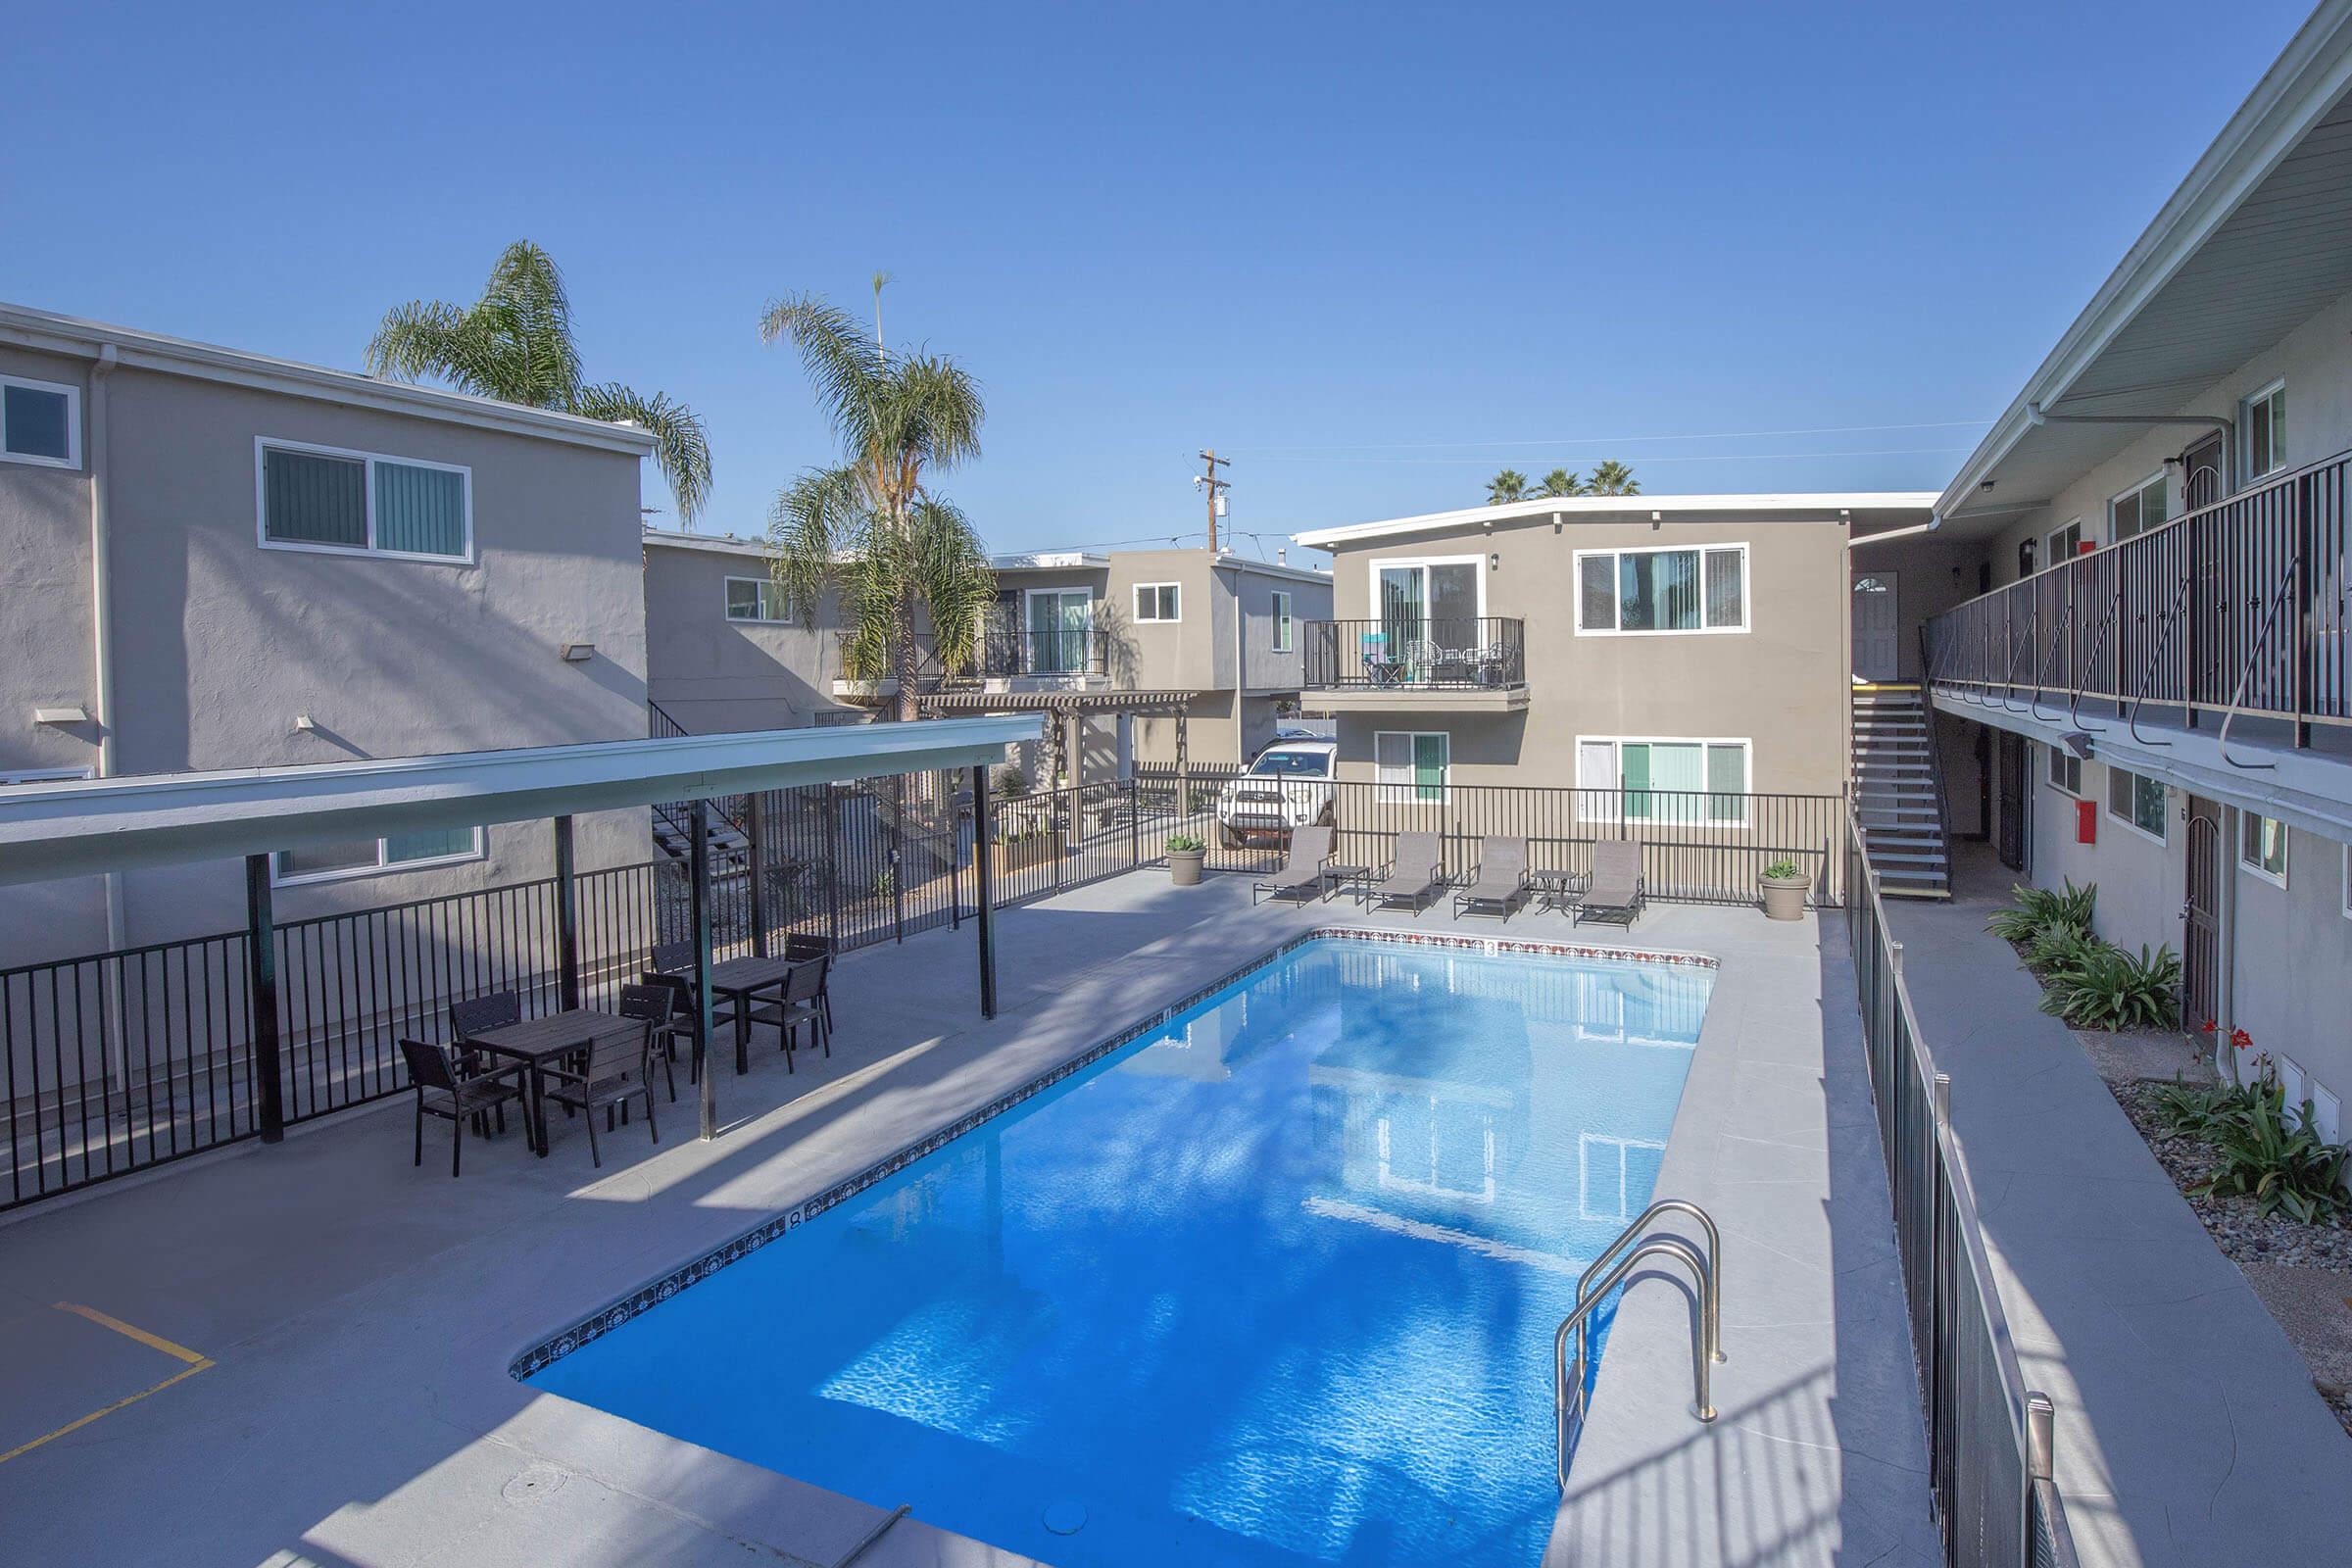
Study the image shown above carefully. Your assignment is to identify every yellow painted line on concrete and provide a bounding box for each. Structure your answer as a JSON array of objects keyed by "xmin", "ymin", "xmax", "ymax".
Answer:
[{"xmin": 0, "ymin": 1303, "xmax": 215, "ymax": 1465}]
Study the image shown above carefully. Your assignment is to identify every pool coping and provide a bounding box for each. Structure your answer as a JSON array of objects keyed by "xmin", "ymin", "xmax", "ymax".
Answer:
[{"xmin": 507, "ymin": 926, "xmax": 1721, "ymax": 1380}]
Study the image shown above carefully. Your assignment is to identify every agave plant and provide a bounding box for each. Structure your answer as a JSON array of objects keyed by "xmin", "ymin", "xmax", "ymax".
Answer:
[
  {"xmin": 2038, "ymin": 942, "xmax": 2180, "ymax": 1031},
  {"xmin": 1985, "ymin": 880, "xmax": 2097, "ymax": 945},
  {"xmin": 2025, "ymin": 919, "xmax": 2099, "ymax": 977}
]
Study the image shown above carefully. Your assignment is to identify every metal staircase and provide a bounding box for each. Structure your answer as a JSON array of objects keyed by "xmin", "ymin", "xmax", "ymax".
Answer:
[{"xmin": 1850, "ymin": 684, "xmax": 1950, "ymax": 900}]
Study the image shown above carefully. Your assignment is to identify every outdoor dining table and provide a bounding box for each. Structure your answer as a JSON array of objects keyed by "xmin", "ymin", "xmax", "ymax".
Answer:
[
  {"xmin": 461, "ymin": 1008, "xmax": 642, "ymax": 1159},
  {"xmin": 702, "ymin": 954, "xmax": 814, "ymax": 1075}
]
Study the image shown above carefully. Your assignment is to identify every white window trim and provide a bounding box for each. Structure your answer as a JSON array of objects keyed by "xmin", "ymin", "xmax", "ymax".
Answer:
[
  {"xmin": 2237, "ymin": 812, "xmax": 2289, "ymax": 889},
  {"xmin": 2108, "ymin": 471, "xmax": 2168, "ymax": 539},
  {"xmin": 271, "ymin": 827, "xmax": 486, "ymax": 888},
  {"xmin": 1131, "ymin": 582, "xmax": 1180, "ymax": 623},
  {"xmin": 1373, "ymin": 729, "xmax": 1449, "ymax": 807},
  {"xmin": 2045, "ymin": 743, "xmax": 2082, "ymax": 798},
  {"xmin": 0, "ymin": 373, "xmax": 83, "ymax": 469},
  {"xmin": 2104, "ymin": 766, "xmax": 2168, "ymax": 846},
  {"xmin": 1271, "ymin": 590, "xmax": 1294, "ymax": 652},
  {"xmin": 2044, "ymin": 517, "xmax": 2083, "ymax": 566},
  {"xmin": 1368, "ymin": 556, "xmax": 1489, "ymax": 623},
  {"xmin": 1574, "ymin": 734, "xmax": 1753, "ymax": 826},
  {"xmin": 1571, "ymin": 542, "xmax": 1748, "ymax": 636},
  {"xmin": 2243, "ymin": 377, "xmax": 2286, "ymax": 480},
  {"xmin": 255, "ymin": 436, "xmax": 475, "ymax": 564},
  {"xmin": 723, "ymin": 574, "xmax": 791, "ymax": 623}
]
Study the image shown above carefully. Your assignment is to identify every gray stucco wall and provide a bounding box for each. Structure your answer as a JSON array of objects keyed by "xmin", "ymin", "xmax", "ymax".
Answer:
[
  {"xmin": 1319, "ymin": 513, "xmax": 1851, "ymax": 798},
  {"xmin": 0, "ymin": 346, "xmax": 652, "ymax": 964},
  {"xmin": 642, "ymin": 537, "xmax": 866, "ymax": 733}
]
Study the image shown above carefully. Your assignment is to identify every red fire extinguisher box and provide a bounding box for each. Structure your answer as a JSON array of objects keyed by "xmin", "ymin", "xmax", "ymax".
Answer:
[{"xmin": 2077, "ymin": 798, "xmax": 2097, "ymax": 844}]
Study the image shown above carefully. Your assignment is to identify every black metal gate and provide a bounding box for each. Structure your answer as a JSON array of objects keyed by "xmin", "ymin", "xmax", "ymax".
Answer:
[
  {"xmin": 2183, "ymin": 797, "xmax": 2221, "ymax": 1027},
  {"xmin": 1996, "ymin": 732, "xmax": 2028, "ymax": 871}
]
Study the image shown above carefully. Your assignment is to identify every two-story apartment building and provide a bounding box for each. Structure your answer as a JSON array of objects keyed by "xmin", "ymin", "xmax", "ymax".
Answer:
[
  {"xmin": 1292, "ymin": 493, "xmax": 1935, "ymax": 806},
  {"xmin": 1872, "ymin": 0, "xmax": 2352, "ymax": 1135},
  {"xmin": 643, "ymin": 529, "xmax": 872, "ymax": 734},
  {"xmin": 0, "ymin": 302, "xmax": 657, "ymax": 967}
]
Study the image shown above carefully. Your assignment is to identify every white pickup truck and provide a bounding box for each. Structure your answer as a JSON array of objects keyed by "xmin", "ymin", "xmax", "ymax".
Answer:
[{"xmin": 1215, "ymin": 739, "xmax": 1339, "ymax": 848}]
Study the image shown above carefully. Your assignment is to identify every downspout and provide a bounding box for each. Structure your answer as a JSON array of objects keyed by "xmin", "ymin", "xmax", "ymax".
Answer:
[{"xmin": 2218, "ymin": 803, "xmax": 2239, "ymax": 1081}]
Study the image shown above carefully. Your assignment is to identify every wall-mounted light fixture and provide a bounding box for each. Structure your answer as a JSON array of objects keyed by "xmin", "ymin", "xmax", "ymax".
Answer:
[
  {"xmin": 1488, "ymin": 552, "xmax": 1499, "ymax": 570},
  {"xmin": 293, "ymin": 714, "xmax": 318, "ymax": 734},
  {"xmin": 32, "ymin": 705, "xmax": 88, "ymax": 726},
  {"xmin": 560, "ymin": 643, "xmax": 596, "ymax": 662}
]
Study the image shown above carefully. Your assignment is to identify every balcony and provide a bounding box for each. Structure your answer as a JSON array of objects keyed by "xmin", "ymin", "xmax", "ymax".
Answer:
[
  {"xmin": 979, "ymin": 625, "xmax": 1109, "ymax": 684},
  {"xmin": 1923, "ymin": 448, "xmax": 2352, "ymax": 764},
  {"xmin": 1302, "ymin": 617, "xmax": 1529, "ymax": 711}
]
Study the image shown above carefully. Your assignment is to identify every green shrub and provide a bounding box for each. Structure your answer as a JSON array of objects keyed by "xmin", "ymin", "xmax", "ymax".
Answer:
[
  {"xmin": 2198, "ymin": 1080, "xmax": 2352, "ymax": 1222},
  {"xmin": 2037, "ymin": 942, "xmax": 2180, "ymax": 1030},
  {"xmin": 1165, "ymin": 834, "xmax": 1205, "ymax": 854},
  {"xmin": 1762, "ymin": 859, "xmax": 1802, "ymax": 880},
  {"xmin": 2146, "ymin": 1080, "xmax": 2242, "ymax": 1142},
  {"xmin": 2025, "ymin": 918, "xmax": 2098, "ymax": 976},
  {"xmin": 1985, "ymin": 879, "xmax": 2097, "ymax": 945}
]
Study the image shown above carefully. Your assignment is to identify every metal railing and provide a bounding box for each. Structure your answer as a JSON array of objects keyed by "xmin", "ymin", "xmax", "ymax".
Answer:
[
  {"xmin": 1303, "ymin": 617, "xmax": 1527, "ymax": 690},
  {"xmin": 1844, "ymin": 823, "xmax": 2079, "ymax": 1568},
  {"xmin": 1925, "ymin": 448, "xmax": 2351, "ymax": 747},
  {"xmin": 979, "ymin": 625, "xmax": 1109, "ymax": 680},
  {"xmin": 1555, "ymin": 1199, "xmax": 1723, "ymax": 1487}
]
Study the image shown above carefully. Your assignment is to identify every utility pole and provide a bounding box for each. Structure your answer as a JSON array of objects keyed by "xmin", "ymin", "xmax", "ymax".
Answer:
[{"xmin": 1195, "ymin": 449, "xmax": 1232, "ymax": 554}]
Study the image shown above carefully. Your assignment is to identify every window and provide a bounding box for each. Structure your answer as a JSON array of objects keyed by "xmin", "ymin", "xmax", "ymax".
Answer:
[
  {"xmin": 1374, "ymin": 730, "xmax": 1448, "ymax": 805},
  {"xmin": 2244, "ymin": 380, "xmax": 2286, "ymax": 479},
  {"xmin": 0, "ymin": 373, "xmax": 80, "ymax": 467},
  {"xmin": 724, "ymin": 576, "xmax": 789, "ymax": 622},
  {"xmin": 258, "ymin": 439, "xmax": 471, "ymax": 562},
  {"xmin": 1134, "ymin": 583, "xmax": 1180, "ymax": 622},
  {"xmin": 1575, "ymin": 545, "xmax": 1746, "ymax": 633},
  {"xmin": 2046, "ymin": 744, "xmax": 2082, "ymax": 797},
  {"xmin": 2109, "ymin": 473, "xmax": 2168, "ymax": 541},
  {"xmin": 2239, "ymin": 811, "xmax": 2288, "ymax": 885},
  {"xmin": 1271, "ymin": 590, "xmax": 1294, "ymax": 652},
  {"xmin": 1248, "ymin": 748, "xmax": 1329, "ymax": 778},
  {"xmin": 2105, "ymin": 766, "xmax": 2166, "ymax": 842},
  {"xmin": 1577, "ymin": 737, "xmax": 1750, "ymax": 824},
  {"xmin": 272, "ymin": 826, "xmax": 482, "ymax": 886},
  {"xmin": 2045, "ymin": 517, "xmax": 2082, "ymax": 565}
]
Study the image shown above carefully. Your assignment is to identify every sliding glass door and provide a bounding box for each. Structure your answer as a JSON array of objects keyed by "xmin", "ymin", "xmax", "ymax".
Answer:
[
  {"xmin": 1377, "ymin": 561, "xmax": 1480, "ymax": 660},
  {"xmin": 1026, "ymin": 590, "xmax": 1091, "ymax": 674}
]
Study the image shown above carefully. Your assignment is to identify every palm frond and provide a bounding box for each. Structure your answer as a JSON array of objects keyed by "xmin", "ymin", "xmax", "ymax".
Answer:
[
  {"xmin": 365, "ymin": 301, "xmax": 474, "ymax": 385},
  {"xmin": 479, "ymin": 240, "xmax": 581, "ymax": 405},
  {"xmin": 574, "ymin": 382, "xmax": 712, "ymax": 523},
  {"xmin": 904, "ymin": 497, "xmax": 997, "ymax": 670},
  {"xmin": 759, "ymin": 293, "xmax": 882, "ymax": 463},
  {"xmin": 885, "ymin": 354, "xmax": 985, "ymax": 480}
]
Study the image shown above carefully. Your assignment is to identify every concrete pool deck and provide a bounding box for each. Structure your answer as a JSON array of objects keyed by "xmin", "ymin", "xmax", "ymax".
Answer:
[{"xmin": 0, "ymin": 871, "xmax": 1932, "ymax": 1567}]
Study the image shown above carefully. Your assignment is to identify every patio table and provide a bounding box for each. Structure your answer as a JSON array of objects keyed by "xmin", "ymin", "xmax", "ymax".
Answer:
[
  {"xmin": 703, "ymin": 954, "xmax": 815, "ymax": 1075},
  {"xmin": 1529, "ymin": 867, "xmax": 1584, "ymax": 916},
  {"xmin": 461, "ymin": 1008, "xmax": 641, "ymax": 1158},
  {"xmin": 1323, "ymin": 862, "xmax": 1373, "ymax": 905}
]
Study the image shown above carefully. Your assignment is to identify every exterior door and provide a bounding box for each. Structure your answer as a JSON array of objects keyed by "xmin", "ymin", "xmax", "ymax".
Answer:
[
  {"xmin": 1026, "ymin": 589, "xmax": 1090, "ymax": 674},
  {"xmin": 2184, "ymin": 797, "xmax": 2222, "ymax": 1026},
  {"xmin": 1851, "ymin": 571, "xmax": 1899, "ymax": 681},
  {"xmin": 1996, "ymin": 731, "xmax": 2027, "ymax": 871}
]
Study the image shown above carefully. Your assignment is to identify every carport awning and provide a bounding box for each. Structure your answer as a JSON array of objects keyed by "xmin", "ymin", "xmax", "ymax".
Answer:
[
  {"xmin": 0, "ymin": 715, "xmax": 1041, "ymax": 887},
  {"xmin": 916, "ymin": 689, "xmax": 1200, "ymax": 714}
]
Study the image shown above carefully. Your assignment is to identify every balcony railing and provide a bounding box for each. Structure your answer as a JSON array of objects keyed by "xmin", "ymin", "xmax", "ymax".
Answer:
[
  {"xmin": 1925, "ymin": 449, "xmax": 2352, "ymax": 743},
  {"xmin": 979, "ymin": 625, "xmax": 1108, "ymax": 679},
  {"xmin": 1303, "ymin": 617, "xmax": 1527, "ymax": 691}
]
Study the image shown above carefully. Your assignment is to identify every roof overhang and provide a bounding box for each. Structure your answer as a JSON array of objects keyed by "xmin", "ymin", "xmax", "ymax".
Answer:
[
  {"xmin": 0, "ymin": 716, "xmax": 1041, "ymax": 887},
  {"xmin": 1294, "ymin": 492, "xmax": 1937, "ymax": 551},
  {"xmin": 0, "ymin": 301, "xmax": 659, "ymax": 457},
  {"xmin": 1934, "ymin": 0, "xmax": 2352, "ymax": 537}
]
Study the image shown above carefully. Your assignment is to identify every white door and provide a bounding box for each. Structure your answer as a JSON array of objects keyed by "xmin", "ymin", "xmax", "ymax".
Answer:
[{"xmin": 1851, "ymin": 571, "xmax": 1898, "ymax": 681}]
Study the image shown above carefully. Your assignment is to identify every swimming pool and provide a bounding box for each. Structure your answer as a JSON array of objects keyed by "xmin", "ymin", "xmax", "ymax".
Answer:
[{"xmin": 523, "ymin": 934, "xmax": 1713, "ymax": 1566}]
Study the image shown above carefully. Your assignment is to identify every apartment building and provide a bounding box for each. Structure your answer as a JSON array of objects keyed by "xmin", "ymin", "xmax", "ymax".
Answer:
[
  {"xmin": 1291, "ymin": 493, "xmax": 1935, "ymax": 805},
  {"xmin": 1872, "ymin": 0, "xmax": 2352, "ymax": 1130},
  {"xmin": 0, "ymin": 302, "xmax": 657, "ymax": 966},
  {"xmin": 642, "ymin": 530, "xmax": 1334, "ymax": 778}
]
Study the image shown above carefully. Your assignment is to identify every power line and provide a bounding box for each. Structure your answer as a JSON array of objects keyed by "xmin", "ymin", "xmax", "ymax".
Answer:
[{"xmin": 1222, "ymin": 418, "xmax": 1992, "ymax": 456}]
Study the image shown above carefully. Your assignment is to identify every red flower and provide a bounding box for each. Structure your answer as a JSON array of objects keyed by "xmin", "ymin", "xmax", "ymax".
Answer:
[
  {"xmin": 2230, "ymin": 1028, "xmax": 2254, "ymax": 1053},
  {"xmin": 2199, "ymin": 1017, "xmax": 2219, "ymax": 1035}
]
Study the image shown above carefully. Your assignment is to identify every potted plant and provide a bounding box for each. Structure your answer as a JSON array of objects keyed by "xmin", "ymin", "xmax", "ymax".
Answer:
[
  {"xmin": 1759, "ymin": 858, "xmax": 1808, "ymax": 921},
  {"xmin": 1166, "ymin": 834, "xmax": 1207, "ymax": 887}
]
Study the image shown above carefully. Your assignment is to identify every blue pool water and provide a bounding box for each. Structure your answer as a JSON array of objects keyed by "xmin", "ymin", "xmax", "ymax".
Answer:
[{"xmin": 526, "ymin": 937, "xmax": 1712, "ymax": 1566}]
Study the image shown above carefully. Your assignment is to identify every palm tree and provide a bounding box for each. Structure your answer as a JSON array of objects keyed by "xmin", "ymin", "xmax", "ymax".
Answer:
[
  {"xmin": 1586, "ymin": 460, "xmax": 1641, "ymax": 496},
  {"xmin": 1486, "ymin": 468, "xmax": 1533, "ymax": 505},
  {"xmin": 1537, "ymin": 467, "xmax": 1584, "ymax": 498},
  {"xmin": 760, "ymin": 290, "xmax": 997, "ymax": 723},
  {"xmin": 367, "ymin": 241, "xmax": 711, "ymax": 521}
]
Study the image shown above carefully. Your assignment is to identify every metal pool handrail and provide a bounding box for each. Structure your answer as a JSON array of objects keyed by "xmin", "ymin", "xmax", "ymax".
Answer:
[
  {"xmin": 1574, "ymin": 1197, "xmax": 1725, "ymax": 1370},
  {"xmin": 1555, "ymin": 1231, "xmax": 1718, "ymax": 1490}
]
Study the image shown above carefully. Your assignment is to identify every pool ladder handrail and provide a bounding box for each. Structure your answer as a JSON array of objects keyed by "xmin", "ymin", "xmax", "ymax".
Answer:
[{"xmin": 1554, "ymin": 1200, "xmax": 1724, "ymax": 1491}]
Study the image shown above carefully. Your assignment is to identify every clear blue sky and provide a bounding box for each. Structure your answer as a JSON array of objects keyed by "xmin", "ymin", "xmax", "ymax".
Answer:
[{"xmin": 2, "ymin": 1, "xmax": 2321, "ymax": 558}]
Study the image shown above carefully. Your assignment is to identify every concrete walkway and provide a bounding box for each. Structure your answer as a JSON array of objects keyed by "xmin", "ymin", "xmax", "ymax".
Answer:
[
  {"xmin": 1885, "ymin": 844, "xmax": 2352, "ymax": 1568},
  {"xmin": 0, "ymin": 872, "xmax": 1932, "ymax": 1568}
]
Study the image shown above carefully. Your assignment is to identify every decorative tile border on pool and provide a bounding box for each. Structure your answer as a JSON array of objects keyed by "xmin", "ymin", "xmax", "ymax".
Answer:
[{"xmin": 508, "ymin": 925, "xmax": 1715, "ymax": 1379}]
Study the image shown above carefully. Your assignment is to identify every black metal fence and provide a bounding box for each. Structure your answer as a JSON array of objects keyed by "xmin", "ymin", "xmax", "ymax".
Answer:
[
  {"xmin": 1844, "ymin": 826, "xmax": 2078, "ymax": 1568},
  {"xmin": 1304, "ymin": 616, "xmax": 1527, "ymax": 690},
  {"xmin": 4, "ymin": 775, "xmax": 1842, "ymax": 1212}
]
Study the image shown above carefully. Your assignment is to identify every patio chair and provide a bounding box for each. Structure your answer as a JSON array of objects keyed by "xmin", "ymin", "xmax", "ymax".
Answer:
[
  {"xmin": 540, "ymin": 1020, "xmax": 658, "ymax": 1169},
  {"xmin": 781, "ymin": 933, "xmax": 836, "ymax": 1032},
  {"xmin": 399, "ymin": 1038, "xmax": 532, "ymax": 1176},
  {"xmin": 1451, "ymin": 837, "xmax": 1530, "ymax": 920},
  {"xmin": 617, "ymin": 983, "xmax": 682, "ymax": 1102},
  {"xmin": 445, "ymin": 992, "xmax": 524, "ymax": 1135},
  {"xmin": 1576, "ymin": 840, "xmax": 1648, "ymax": 928},
  {"xmin": 1251, "ymin": 824, "xmax": 1337, "ymax": 906},
  {"xmin": 1368, "ymin": 831, "xmax": 1446, "ymax": 915},
  {"xmin": 647, "ymin": 941, "xmax": 740, "ymax": 1044},
  {"xmin": 746, "ymin": 956, "xmax": 831, "ymax": 1069}
]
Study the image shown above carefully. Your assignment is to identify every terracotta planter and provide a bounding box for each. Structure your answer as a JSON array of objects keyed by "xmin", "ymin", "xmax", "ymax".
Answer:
[
  {"xmin": 1168, "ymin": 848, "xmax": 1205, "ymax": 887},
  {"xmin": 1759, "ymin": 873, "xmax": 1809, "ymax": 921}
]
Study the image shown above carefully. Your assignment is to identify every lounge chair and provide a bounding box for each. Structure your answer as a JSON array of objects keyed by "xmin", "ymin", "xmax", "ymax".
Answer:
[
  {"xmin": 1251, "ymin": 824, "xmax": 1337, "ymax": 906},
  {"xmin": 1575, "ymin": 840, "xmax": 1648, "ymax": 927},
  {"xmin": 1451, "ymin": 837, "xmax": 1530, "ymax": 920},
  {"xmin": 1368, "ymin": 831, "xmax": 1446, "ymax": 915}
]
